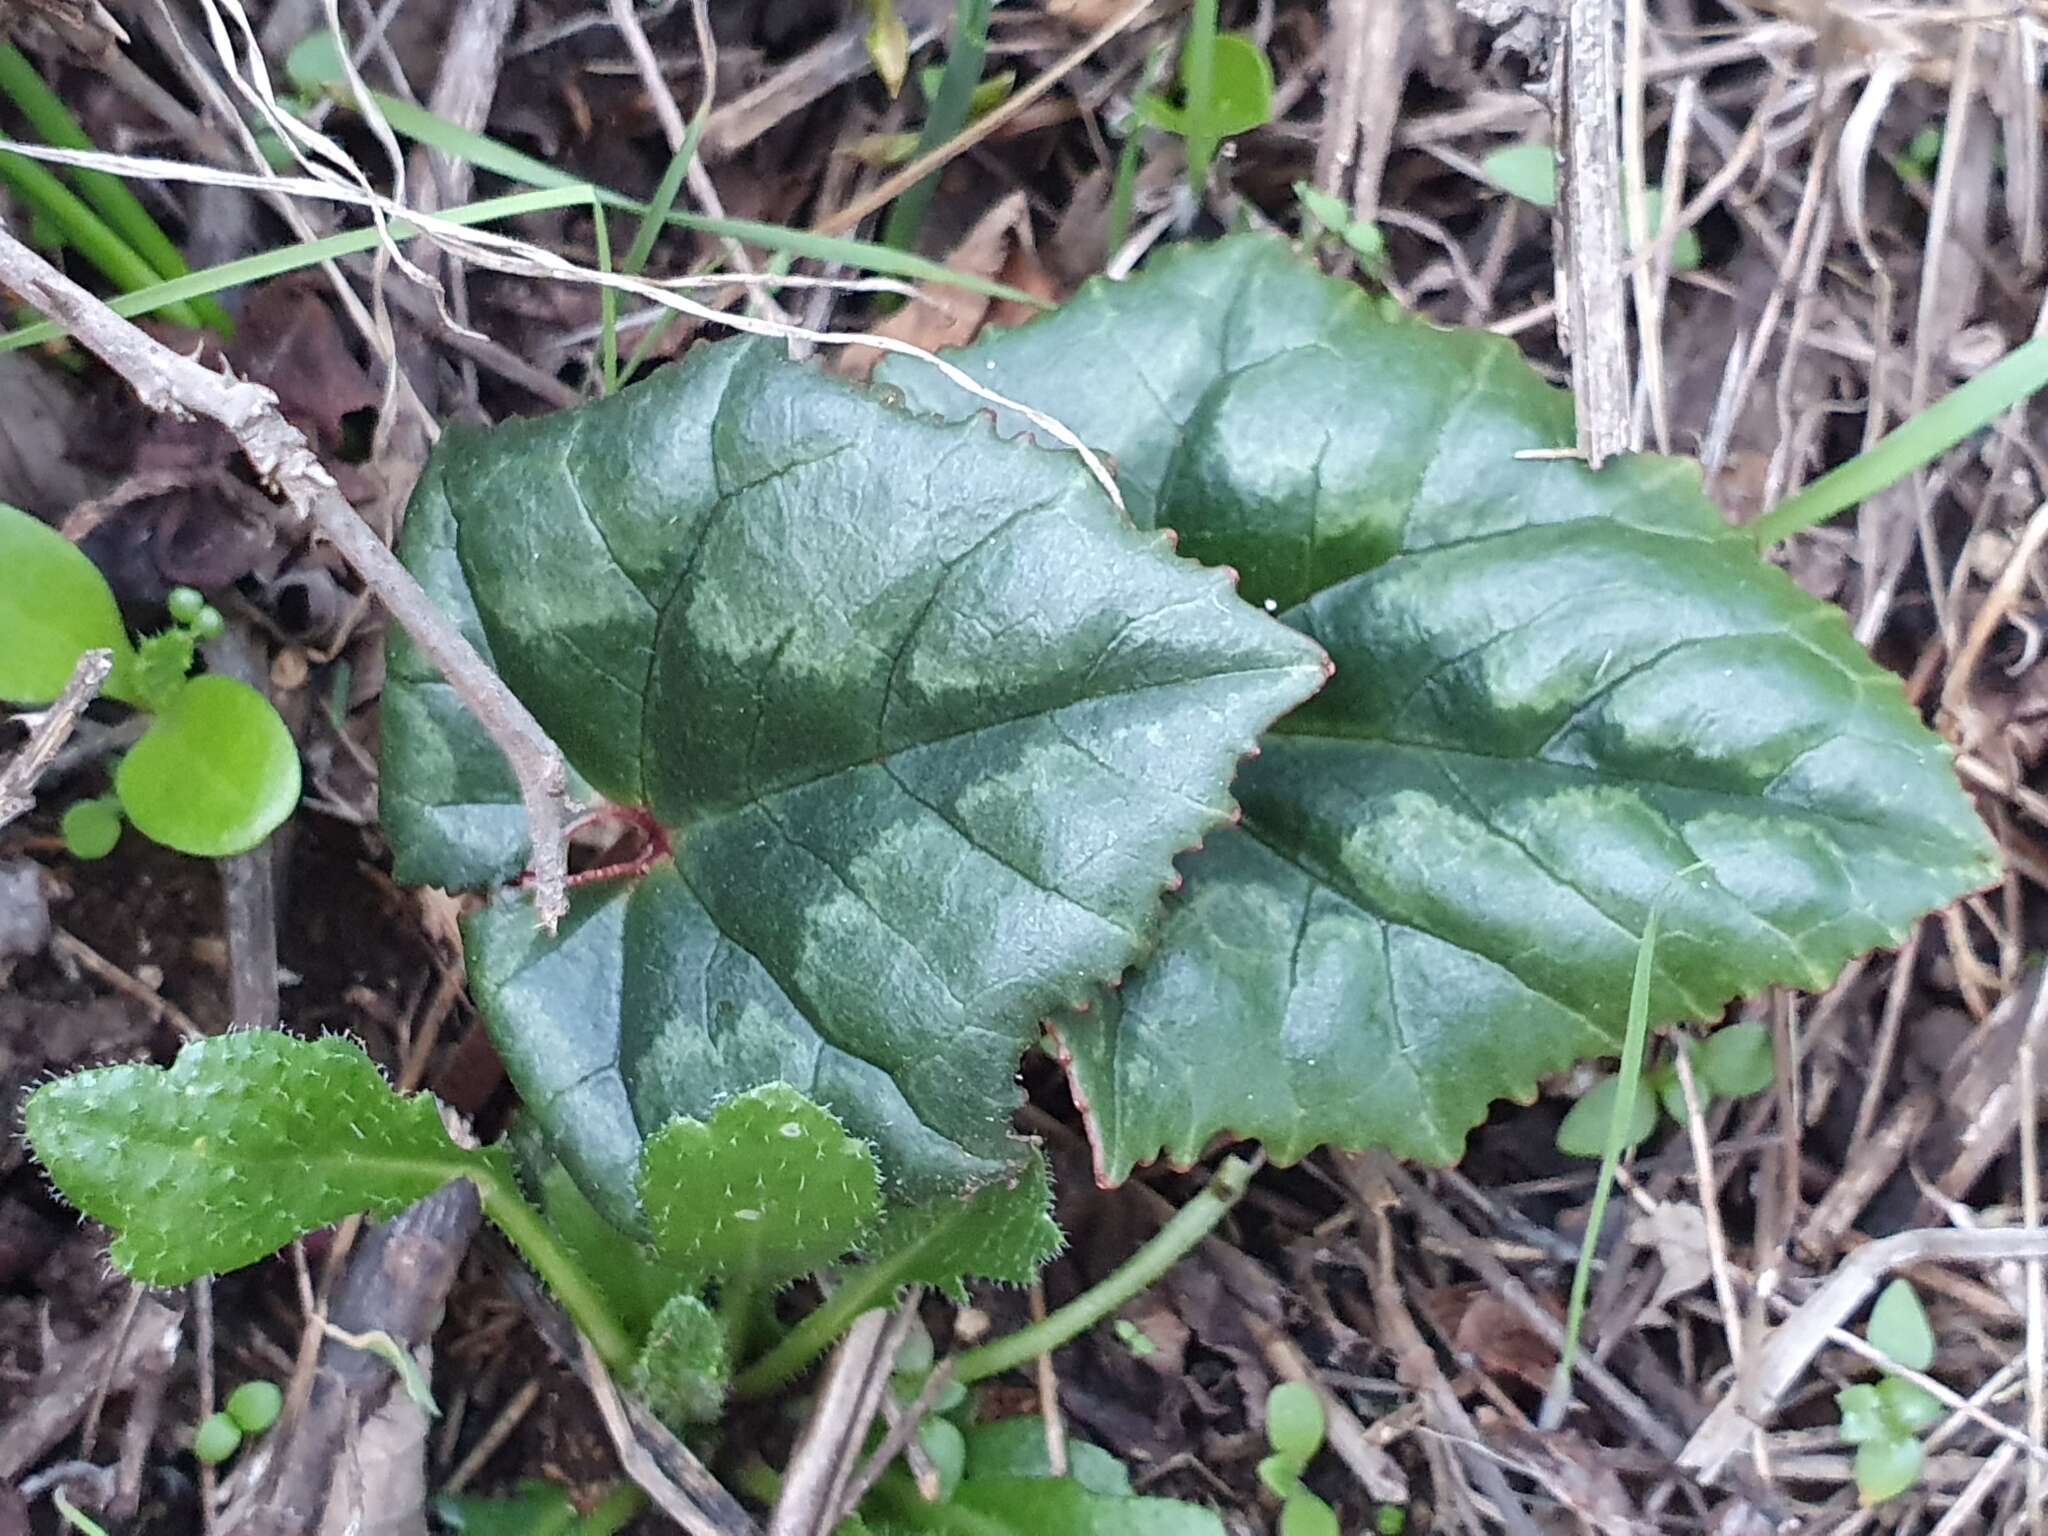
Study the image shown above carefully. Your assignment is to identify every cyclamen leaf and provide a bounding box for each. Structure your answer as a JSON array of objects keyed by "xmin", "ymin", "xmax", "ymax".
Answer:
[
  {"xmin": 884, "ymin": 236, "xmax": 1997, "ymax": 1183},
  {"xmin": 381, "ymin": 337, "xmax": 1325, "ymax": 1224},
  {"xmin": 24, "ymin": 1031, "xmax": 493, "ymax": 1285},
  {"xmin": 638, "ymin": 1084, "xmax": 879, "ymax": 1288},
  {"xmin": 630, "ymin": 1293, "xmax": 729, "ymax": 1428}
]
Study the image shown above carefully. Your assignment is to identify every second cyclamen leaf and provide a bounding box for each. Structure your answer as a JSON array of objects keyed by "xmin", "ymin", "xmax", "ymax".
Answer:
[{"xmin": 883, "ymin": 236, "xmax": 1997, "ymax": 1184}]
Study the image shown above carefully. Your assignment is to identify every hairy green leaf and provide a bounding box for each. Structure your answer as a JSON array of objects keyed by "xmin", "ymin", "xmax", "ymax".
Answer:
[
  {"xmin": 630, "ymin": 1293, "xmax": 729, "ymax": 1428},
  {"xmin": 24, "ymin": 1031, "xmax": 493, "ymax": 1285},
  {"xmin": 885, "ymin": 236, "xmax": 1997, "ymax": 1183},
  {"xmin": 639, "ymin": 1084, "xmax": 878, "ymax": 1288},
  {"xmin": 0, "ymin": 501, "xmax": 136, "ymax": 705},
  {"xmin": 864, "ymin": 1147, "xmax": 1061, "ymax": 1300},
  {"xmin": 116, "ymin": 675, "xmax": 301, "ymax": 857},
  {"xmin": 381, "ymin": 337, "xmax": 1324, "ymax": 1223}
]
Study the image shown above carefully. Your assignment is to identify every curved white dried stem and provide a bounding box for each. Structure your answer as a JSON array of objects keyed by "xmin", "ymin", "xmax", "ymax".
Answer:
[{"xmin": 0, "ymin": 139, "xmax": 1126, "ymax": 511}]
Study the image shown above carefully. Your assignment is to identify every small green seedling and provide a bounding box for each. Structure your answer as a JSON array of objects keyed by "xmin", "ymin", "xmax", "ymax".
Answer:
[
  {"xmin": 191, "ymin": 1377, "xmax": 285, "ymax": 1467},
  {"xmin": 1894, "ymin": 125, "xmax": 1944, "ymax": 182},
  {"xmin": 1837, "ymin": 1279, "xmax": 1943, "ymax": 1504},
  {"xmin": 0, "ymin": 503, "xmax": 298, "ymax": 859},
  {"xmin": 1556, "ymin": 1021, "xmax": 1775, "ymax": 1158},
  {"xmin": 1257, "ymin": 1381, "xmax": 1339, "ymax": 1536},
  {"xmin": 1132, "ymin": 0, "xmax": 1274, "ymax": 194},
  {"xmin": 1481, "ymin": 141, "xmax": 1704, "ymax": 270},
  {"xmin": 1295, "ymin": 182, "xmax": 1387, "ymax": 275}
]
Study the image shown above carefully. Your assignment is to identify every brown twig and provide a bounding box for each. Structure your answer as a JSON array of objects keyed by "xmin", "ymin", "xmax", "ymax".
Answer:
[
  {"xmin": 0, "ymin": 223, "xmax": 575, "ymax": 928},
  {"xmin": 0, "ymin": 647, "xmax": 113, "ymax": 831}
]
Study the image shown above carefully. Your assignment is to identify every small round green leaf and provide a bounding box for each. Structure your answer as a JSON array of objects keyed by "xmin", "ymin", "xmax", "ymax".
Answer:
[
  {"xmin": 893, "ymin": 1319, "xmax": 936, "ymax": 1379},
  {"xmin": 60, "ymin": 797, "xmax": 123, "ymax": 860},
  {"xmin": 166, "ymin": 587, "xmax": 206, "ymax": 626},
  {"xmin": 0, "ymin": 501, "xmax": 136, "ymax": 705},
  {"xmin": 1264, "ymin": 1381, "xmax": 1325, "ymax": 1466},
  {"xmin": 116, "ymin": 674, "xmax": 300, "ymax": 857},
  {"xmin": 1866, "ymin": 1279, "xmax": 1936, "ymax": 1373},
  {"xmin": 1280, "ymin": 1494, "xmax": 1341, "ymax": 1536},
  {"xmin": 225, "ymin": 1379, "xmax": 283, "ymax": 1434},
  {"xmin": 1482, "ymin": 143, "xmax": 1558, "ymax": 207},
  {"xmin": 1186, "ymin": 33, "xmax": 1273, "ymax": 140},
  {"xmin": 1854, "ymin": 1433, "xmax": 1924, "ymax": 1505},
  {"xmin": 1875, "ymin": 1375, "xmax": 1944, "ymax": 1436},
  {"xmin": 1257, "ymin": 1453, "xmax": 1303, "ymax": 1501},
  {"xmin": 1555, "ymin": 1074, "xmax": 1658, "ymax": 1159},
  {"xmin": 1696, "ymin": 1021, "xmax": 1774, "ymax": 1099},
  {"xmin": 919, "ymin": 1417, "xmax": 967, "ymax": 1503},
  {"xmin": 192, "ymin": 1412, "xmax": 243, "ymax": 1465},
  {"xmin": 1835, "ymin": 1383, "xmax": 1889, "ymax": 1445}
]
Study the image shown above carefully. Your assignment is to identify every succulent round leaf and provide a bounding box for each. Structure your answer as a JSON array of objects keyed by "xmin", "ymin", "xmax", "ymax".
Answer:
[
  {"xmin": 1554, "ymin": 1073, "xmax": 1658, "ymax": 1158},
  {"xmin": 116, "ymin": 675, "xmax": 301, "ymax": 857},
  {"xmin": 0, "ymin": 501, "xmax": 136, "ymax": 705},
  {"xmin": 24, "ymin": 1031, "xmax": 493, "ymax": 1285},
  {"xmin": 380, "ymin": 338, "xmax": 1326, "ymax": 1224},
  {"xmin": 1695, "ymin": 1020, "xmax": 1775, "ymax": 1099},
  {"xmin": 883, "ymin": 236, "xmax": 1997, "ymax": 1184}
]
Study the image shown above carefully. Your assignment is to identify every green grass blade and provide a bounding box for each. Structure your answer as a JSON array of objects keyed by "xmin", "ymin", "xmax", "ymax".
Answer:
[
  {"xmin": 621, "ymin": 120, "xmax": 702, "ymax": 281},
  {"xmin": 0, "ymin": 185, "xmax": 593, "ymax": 353},
  {"xmin": 1751, "ymin": 331, "xmax": 2048, "ymax": 548},
  {"xmin": 880, "ymin": 0, "xmax": 992, "ymax": 253},
  {"xmin": 288, "ymin": 60, "xmax": 1044, "ymax": 307},
  {"xmin": 0, "ymin": 42, "xmax": 231, "ymax": 334},
  {"xmin": 1539, "ymin": 867, "xmax": 1702, "ymax": 1429},
  {"xmin": 592, "ymin": 189, "xmax": 618, "ymax": 396},
  {"xmin": 0, "ymin": 138, "xmax": 211, "ymax": 330},
  {"xmin": 1182, "ymin": 0, "xmax": 1219, "ymax": 192}
]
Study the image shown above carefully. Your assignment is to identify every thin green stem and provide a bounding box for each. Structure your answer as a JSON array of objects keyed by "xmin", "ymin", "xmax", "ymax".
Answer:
[
  {"xmin": 881, "ymin": 0, "xmax": 992, "ymax": 254},
  {"xmin": 0, "ymin": 42, "xmax": 229, "ymax": 332},
  {"xmin": 471, "ymin": 1162, "xmax": 636, "ymax": 1373},
  {"xmin": 1105, "ymin": 126, "xmax": 1144, "ymax": 256},
  {"xmin": 732, "ymin": 1251, "xmax": 916, "ymax": 1399},
  {"xmin": 953, "ymin": 1155, "xmax": 1254, "ymax": 1385},
  {"xmin": 1750, "ymin": 330, "xmax": 2048, "ymax": 548}
]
